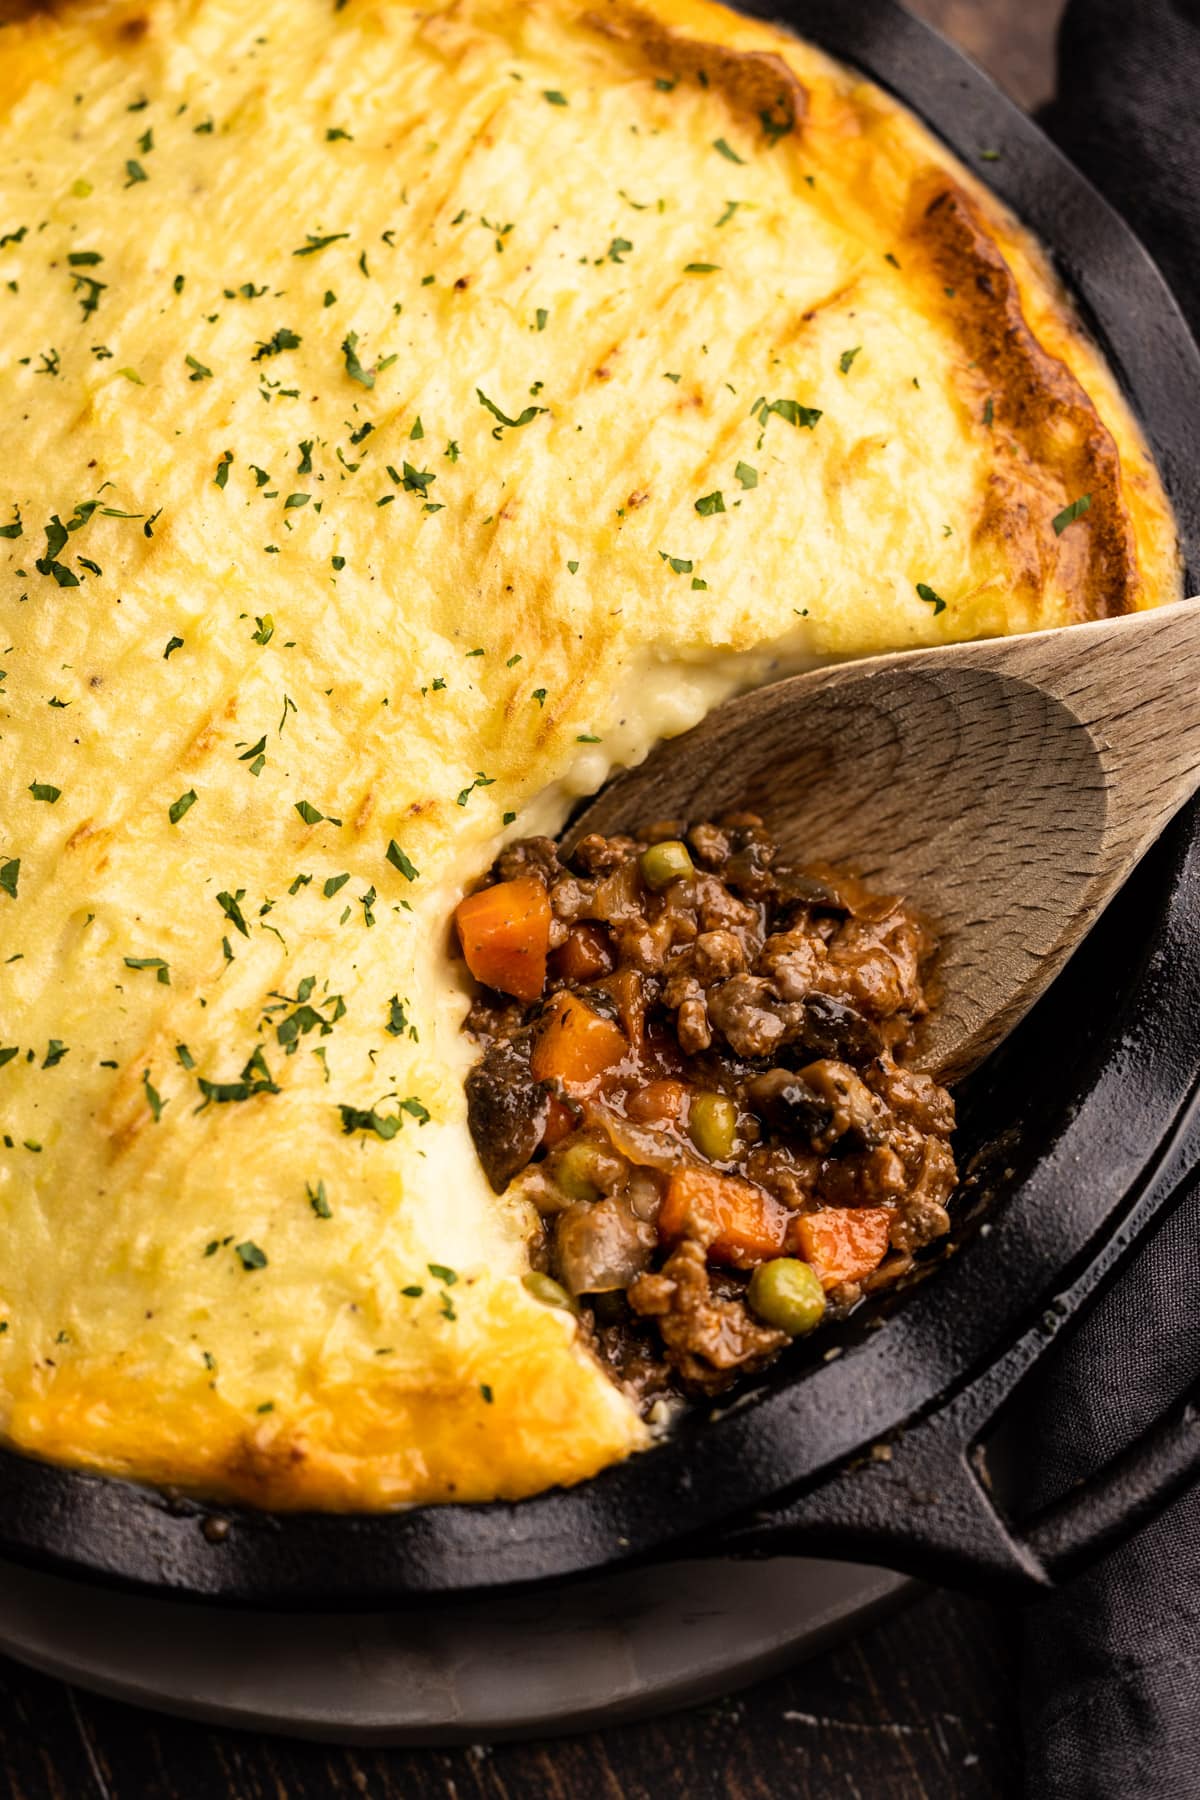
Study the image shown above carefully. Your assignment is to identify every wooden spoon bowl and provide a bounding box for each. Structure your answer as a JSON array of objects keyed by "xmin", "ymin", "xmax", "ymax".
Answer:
[{"xmin": 570, "ymin": 597, "xmax": 1200, "ymax": 1079}]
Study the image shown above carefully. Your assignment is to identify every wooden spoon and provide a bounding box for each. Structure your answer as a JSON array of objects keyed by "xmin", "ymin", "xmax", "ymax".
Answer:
[{"xmin": 568, "ymin": 595, "xmax": 1200, "ymax": 1081}]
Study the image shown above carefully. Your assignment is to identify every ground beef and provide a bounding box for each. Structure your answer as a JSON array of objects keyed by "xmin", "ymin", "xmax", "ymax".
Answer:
[
  {"xmin": 454, "ymin": 812, "xmax": 958, "ymax": 1404},
  {"xmin": 627, "ymin": 1241, "xmax": 788, "ymax": 1387}
]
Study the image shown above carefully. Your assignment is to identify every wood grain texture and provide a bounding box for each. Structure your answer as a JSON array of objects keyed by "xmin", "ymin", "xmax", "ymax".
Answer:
[
  {"xmin": 0, "ymin": 1587, "xmax": 1022, "ymax": 1799},
  {"xmin": 573, "ymin": 597, "xmax": 1200, "ymax": 1078},
  {"xmin": 906, "ymin": 0, "xmax": 1063, "ymax": 110},
  {"xmin": 0, "ymin": 3, "xmax": 1060, "ymax": 1795}
]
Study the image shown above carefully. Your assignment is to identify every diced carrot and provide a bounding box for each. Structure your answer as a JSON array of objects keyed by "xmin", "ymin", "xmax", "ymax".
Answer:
[
  {"xmin": 529, "ymin": 991, "xmax": 628, "ymax": 1092},
  {"xmin": 455, "ymin": 877, "xmax": 550, "ymax": 1003},
  {"xmin": 552, "ymin": 924, "xmax": 614, "ymax": 985},
  {"xmin": 794, "ymin": 1207, "xmax": 892, "ymax": 1289},
  {"xmin": 626, "ymin": 1080, "xmax": 689, "ymax": 1126},
  {"xmin": 659, "ymin": 1165, "xmax": 789, "ymax": 1267}
]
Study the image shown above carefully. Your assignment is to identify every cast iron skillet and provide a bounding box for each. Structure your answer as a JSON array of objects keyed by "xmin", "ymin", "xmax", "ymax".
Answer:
[{"xmin": 5, "ymin": 0, "xmax": 1200, "ymax": 1606}]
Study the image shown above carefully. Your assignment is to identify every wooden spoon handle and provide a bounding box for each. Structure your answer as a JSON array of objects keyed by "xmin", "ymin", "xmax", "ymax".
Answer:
[{"xmin": 928, "ymin": 592, "xmax": 1200, "ymax": 873}]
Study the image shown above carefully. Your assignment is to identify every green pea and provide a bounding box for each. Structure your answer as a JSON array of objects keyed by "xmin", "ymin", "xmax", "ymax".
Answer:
[
  {"xmin": 747, "ymin": 1258, "xmax": 826, "ymax": 1336},
  {"xmin": 689, "ymin": 1091, "xmax": 737, "ymax": 1162},
  {"xmin": 550, "ymin": 1140, "xmax": 607, "ymax": 1204},
  {"xmin": 522, "ymin": 1271, "xmax": 578, "ymax": 1314},
  {"xmin": 639, "ymin": 838, "xmax": 695, "ymax": 891}
]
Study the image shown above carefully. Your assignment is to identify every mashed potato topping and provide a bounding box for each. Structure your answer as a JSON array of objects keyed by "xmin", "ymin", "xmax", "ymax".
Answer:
[{"xmin": 0, "ymin": 0, "xmax": 1178, "ymax": 1506}]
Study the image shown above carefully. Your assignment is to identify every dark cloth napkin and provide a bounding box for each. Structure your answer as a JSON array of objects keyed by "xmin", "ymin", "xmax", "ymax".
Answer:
[{"xmin": 1012, "ymin": 5, "xmax": 1200, "ymax": 1792}]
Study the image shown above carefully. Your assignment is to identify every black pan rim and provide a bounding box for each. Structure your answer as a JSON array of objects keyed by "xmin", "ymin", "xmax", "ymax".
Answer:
[{"xmin": 4, "ymin": 0, "xmax": 1200, "ymax": 1606}]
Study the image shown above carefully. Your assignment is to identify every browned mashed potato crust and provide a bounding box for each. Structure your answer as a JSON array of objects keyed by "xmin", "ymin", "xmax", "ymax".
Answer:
[{"xmin": 0, "ymin": 0, "xmax": 1179, "ymax": 1510}]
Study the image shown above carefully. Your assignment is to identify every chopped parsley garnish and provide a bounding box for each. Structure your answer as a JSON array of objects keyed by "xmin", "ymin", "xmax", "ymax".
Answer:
[
  {"xmin": 308, "ymin": 1179, "xmax": 332, "ymax": 1219},
  {"xmin": 839, "ymin": 347, "xmax": 861, "ymax": 375},
  {"xmin": 751, "ymin": 396, "xmax": 822, "ymax": 432},
  {"xmin": 124, "ymin": 956, "xmax": 171, "ymax": 985},
  {"xmin": 216, "ymin": 889, "xmax": 250, "ymax": 937},
  {"xmin": 543, "ymin": 89, "xmax": 568, "ymax": 106},
  {"xmin": 125, "ymin": 159, "xmax": 149, "ymax": 186},
  {"xmin": 695, "ymin": 491, "xmax": 725, "ymax": 516},
  {"xmin": 916, "ymin": 581, "xmax": 947, "ymax": 615},
  {"xmin": 1052, "ymin": 494, "xmax": 1092, "ymax": 534},
  {"xmin": 659, "ymin": 552, "xmax": 693, "ymax": 575},
  {"xmin": 68, "ymin": 252, "xmax": 106, "ymax": 318},
  {"xmin": 535, "ymin": 308, "xmax": 548, "ymax": 331},
  {"xmin": 185, "ymin": 355, "xmax": 212, "ymax": 381},
  {"xmin": 340, "ymin": 331, "xmax": 375, "ymax": 388},
  {"xmin": 142, "ymin": 1069, "xmax": 165, "ymax": 1121},
  {"xmin": 337, "ymin": 1102, "xmax": 405, "ymax": 1140},
  {"xmin": 284, "ymin": 492, "xmax": 310, "ymax": 509},
  {"xmin": 0, "ymin": 859, "xmax": 19, "ymax": 901},
  {"xmin": 28, "ymin": 782, "xmax": 60, "ymax": 804},
  {"xmin": 605, "ymin": 237, "xmax": 633, "ymax": 264},
  {"xmin": 270, "ymin": 979, "xmax": 346, "ymax": 1053},
  {"xmin": 456, "ymin": 771, "xmax": 494, "ymax": 807},
  {"xmin": 295, "ymin": 799, "xmax": 325, "ymax": 825},
  {"xmin": 428, "ymin": 1262, "xmax": 458, "ymax": 1285},
  {"xmin": 385, "ymin": 995, "xmax": 410, "ymax": 1037},
  {"xmin": 251, "ymin": 614, "xmax": 274, "ymax": 644},
  {"xmin": 294, "ymin": 232, "xmax": 350, "ymax": 256},
  {"xmin": 713, "ymin": 137, "xmax": 745, "ymax": 164},
  {"xmin": 683, "ymin": 263, "xmax": 720, "ymax": 274},
  {"xmin": 236, "ymin": 1241, "xmax": 268, "ymax": 1271},
  {"xmin": 168, "ymin": 789, "xmax": 197, "ymax": 824},
  {"xmin": 735, "ymin": 461, "xmax": 758, "ymax": 489},
  {"xmin": 400, "ymin": 461, "xmax": 436, "ymax": 495},
  {"xmin": 35, "ymin": 515, "xmax": 79, "ymax": 587},
  {"xmin": 43, "ymin": 1039, "xmax": 69, "ymax": 1068},
  {"xmin": 476, "ymin": 388, "xmax": 547, "ymax": 434},
  {"xmin": 386, "ymin": 839, "xmax": 419, "ymax": 881},
  {"xmin": 196, "ymin": 1046, "xmax": 280, "ymax": 1107},
  {"xmin": 983, "ymin": 397, "xmax": 995, "ymax": 428},
  {"xmin": 0, "ymin": 509, "xmax": 21, "ymax": 539},
  {"xmin": 252, "ymin": 326, "xmax": 301, "ymax": 361},
  {"xmin": 214, "ymin": 450, "xmax": 233, "ymax": 489},
  {"xmin": 323, "ymin": 872, "xmax": 350, "ymax": 897}
]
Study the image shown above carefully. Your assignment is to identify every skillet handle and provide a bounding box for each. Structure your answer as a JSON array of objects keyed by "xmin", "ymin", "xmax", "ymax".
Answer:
[
  {"xmin": 708, "ymin": 1384, "xmax": 1200, "ymax": 1594},
  {"xmin": 703, "ymin": 1117, "xmax": 1200, "ymax": 1596}
]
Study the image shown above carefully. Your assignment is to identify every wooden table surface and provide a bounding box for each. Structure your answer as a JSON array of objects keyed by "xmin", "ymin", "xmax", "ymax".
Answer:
[{"xmin": 0, "ymin": 4, "xmax": 1065, "ymax": 1796}]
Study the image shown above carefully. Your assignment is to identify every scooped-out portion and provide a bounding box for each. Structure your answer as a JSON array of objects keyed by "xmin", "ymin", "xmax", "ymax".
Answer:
[{"xmin": 457, "ymin": 814, "xmax": 957, "ymax": 1404}]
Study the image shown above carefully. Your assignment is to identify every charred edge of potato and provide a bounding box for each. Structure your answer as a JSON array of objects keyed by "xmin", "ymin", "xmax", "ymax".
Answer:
[
  {"xmin": 907, "ymin": 171, "xmax": 1141, "ymax": 622},
  {"xmin": 582, "ymin": 0, "xmax": 806, "ymax": 140}
]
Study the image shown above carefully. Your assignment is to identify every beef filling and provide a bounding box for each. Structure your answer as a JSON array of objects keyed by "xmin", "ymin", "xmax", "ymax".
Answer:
[{"xmin": 455, "ymin": 813, "xmax": 957, "ymax": 1403}]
